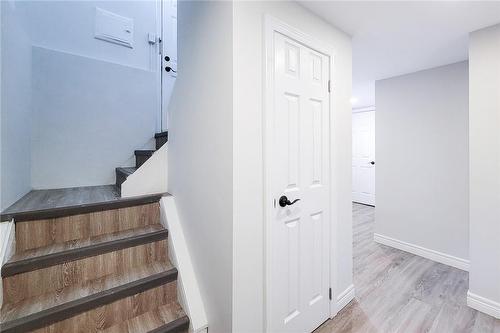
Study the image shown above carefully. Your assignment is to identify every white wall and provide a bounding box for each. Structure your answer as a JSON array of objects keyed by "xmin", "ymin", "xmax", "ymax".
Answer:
[
  {"xmin": 1, "ymin": 1, "xmax": 32, "ymax": 210},
  {"xmin": 31, "ymin": 47, "xmax": 157, "ymax": 188},
  {"xmin": 167, "ymin": 1, "xmax": 233, "ymax": 332},
  {"xmin": 233, "ymin": 2, "xmax": 353, "ymax": 331},
  {"xmin": 15, "ymin": 1, "xmax": 158, "ymax": 71},
  {"xmin": 468, "ymin": 24, "xmax": 500, "ymax": 315},
  {"xmin": 376, "ymin": 61, "xmax": 469, "ymax": 263},
  {"xmin": 0, "ymin": 1, "xmax": 1, "ymax": 205}
]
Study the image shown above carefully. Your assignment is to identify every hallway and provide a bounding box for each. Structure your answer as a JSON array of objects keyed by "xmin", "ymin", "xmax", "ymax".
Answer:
[{"xmin": 316, "ymin": 204, "xmax": 500, "ymax": 333}]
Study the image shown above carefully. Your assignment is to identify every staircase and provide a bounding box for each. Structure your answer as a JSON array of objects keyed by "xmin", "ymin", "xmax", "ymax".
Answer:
[
  {"xmin": 116, "ymin": 131, "xmax": 168, "ymax": 194},
  {"xmin": 0, "ymin": 194, "xmax": 189, "ymax": 333}
]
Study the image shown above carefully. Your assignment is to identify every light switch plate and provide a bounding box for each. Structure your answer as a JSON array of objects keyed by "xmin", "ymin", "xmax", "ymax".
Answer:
[{"xmin": 95, "ymin": 7, "xmax": 134, "ymax": 48}]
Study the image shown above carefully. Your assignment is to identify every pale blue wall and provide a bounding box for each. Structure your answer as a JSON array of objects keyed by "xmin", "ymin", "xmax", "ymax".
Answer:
[
  {"xmin": 31, "ymin": 47, "xmax": 157, "ymax": 188},
  {"xmin": 1, "ymin": 1, "xmax": 33, "ymax": 210},
  {"xmin": 1, "ymin": 1, "xmax": 161, "ymax": 202}
]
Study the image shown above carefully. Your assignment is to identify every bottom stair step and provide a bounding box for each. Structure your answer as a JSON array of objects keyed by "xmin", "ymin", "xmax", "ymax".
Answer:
[
  {"xmin": 0, "ymin": 263, "xmax": 178, "ymax": 333},
  {"xmin": 103, "ymin": 301, "xmax": 189, "ymax": 333}
]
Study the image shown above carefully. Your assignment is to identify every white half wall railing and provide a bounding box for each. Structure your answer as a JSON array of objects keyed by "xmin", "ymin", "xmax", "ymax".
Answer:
[
  {"xmin": 0, "ymin": 220, "xmax": 15, "ymax": 308},
  {"xmin": 120, "ymin": 143, "xmax": 208, "ymax": 331},
  {"xmin": 121, "ymin": 143, "xmax": 169, "ymax": 198},
  {"xmin": 160, "ymin": 196, "xmax": 208, "ymax": 333}
]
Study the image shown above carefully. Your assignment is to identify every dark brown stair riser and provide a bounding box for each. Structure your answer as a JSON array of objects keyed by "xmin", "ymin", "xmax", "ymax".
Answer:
[
  {"xmin": 116, "ymin": 169, "xmax": 129, "ymax": 186},
  {"xmin": 0, "ymin": 271, "xmax": 178, "ymax": 333},
  {"xmin": 155, "ymin": 131, "xmax": 169, "ymax": 150},
  {"xmin": 135, "ymin": 150, "xmax": 155, "ymax": 168},
  {"xmin": 1, "ymin": 229, "xmax": 168, "ymax": 277},
  {"xmin": 115, "ymin": 167, "xmax": 138, "ymax": 194},
  {"xmin": 3, "ymin": 240, "xmax": 168, "ymax": 305}
]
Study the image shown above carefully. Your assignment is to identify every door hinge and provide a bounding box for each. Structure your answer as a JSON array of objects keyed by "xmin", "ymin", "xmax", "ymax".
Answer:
[
  {"xmin": 329, "ymin": 287, "xmax": 332, "ymax": 300},
  {"xmin": 328, "ymin": 80, "xmax": 331, "ymax": 93}
]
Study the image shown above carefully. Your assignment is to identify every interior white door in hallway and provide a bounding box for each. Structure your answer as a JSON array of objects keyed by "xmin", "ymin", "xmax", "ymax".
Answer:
[
  {"xmin": 267, "ymin": 32, "xmax": 331, "ymax": 333},
  {"xmin": 160, "ymin": 0, "xmax": 177, "ymax": 130},
  {"xmin": 352, "ymin": 110, "xmax": 375, "ymax": 206}
]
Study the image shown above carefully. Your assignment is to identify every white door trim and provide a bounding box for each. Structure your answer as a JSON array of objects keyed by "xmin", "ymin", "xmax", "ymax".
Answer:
[
  {"xmin": 155, "ymin": 0, "xmax": 163, "ymax": 132},
  {"xmin": 263, "ymin": 15, "xmax": 339, "ymax": 330},
  {"xmin": 159, "ymin": 0, "xmax": 177, "ymax": 131}
]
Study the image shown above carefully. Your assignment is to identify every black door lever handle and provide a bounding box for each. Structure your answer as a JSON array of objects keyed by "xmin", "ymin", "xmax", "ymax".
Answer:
[{"xmin": 279, "ymin": 195, "xmax": 301, "ymax": 207}]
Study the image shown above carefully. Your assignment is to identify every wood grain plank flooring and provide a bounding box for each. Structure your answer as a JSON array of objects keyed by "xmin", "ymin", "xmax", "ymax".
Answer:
[
  {"xmin": 2, "ymin": 185, "xmax": 120, "ymax": 216},
  {"xmin": 0, "ymin": 185, "xmax": 166, "ymax": 222},
  {"xmin": 0, "ymin": 265, "xmax": 177, "ymax": 333},
  {"xmin": 102, "ymin": 301, "xmax": 188, "ymax": 333},
  {"xmin": 315, "ymin": 203, "xmax": 500, "ymax": 333},
  {"xmin": 0, "ymin": 262, "xmax": 174, "ymax": 323},
  {"xmin": 3, "ymin": 239, "xmax": 168, "ymax": 304},
  {"xmin": 29, "ymin": 281, "xmax": 178, "ymax": 333},
  {"xmin": 15, "ymin": 202, "xmax": 161, "ymax": 252},
  {"xmin": 3, "ymin": 225, "xmax": 167, "ymax": 277}
]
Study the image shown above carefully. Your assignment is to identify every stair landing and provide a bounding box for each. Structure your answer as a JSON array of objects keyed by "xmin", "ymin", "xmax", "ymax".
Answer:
[{"xmin": 0, "ymin": 185, "xmax": 166, "ymax": 222}]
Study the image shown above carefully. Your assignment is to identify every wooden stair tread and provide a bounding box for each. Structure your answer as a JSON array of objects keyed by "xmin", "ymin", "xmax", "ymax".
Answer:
[
  {"xmin": 102, "ymin": 301, "xmax": 189, "ymax": 333},
  {"xmin": 0, "ymin": 262, "xmax": 177, "ymax": 332},
  {"xmin": 134, "ymin": 150, "xmax": 155, "ymax": 156},
  {"xmin": 116, "ymin": 167, "xmax": 138, "ymax": 176},
  {"xmin": 1, "ymin": 190, "xmax": 165, "ymax": 222},
  {"xmin": 2, "ymin": 225, "xmax": 168, "ymax": 277},
  {"xmin": 154, "ymin": 131, "xmax": 168, "ymax": 139}
]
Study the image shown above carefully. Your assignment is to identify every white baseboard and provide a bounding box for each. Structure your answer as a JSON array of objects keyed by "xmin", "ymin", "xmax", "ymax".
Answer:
[
  {"xmin": 0, "ymin": 220, "xmax": 15, "ymax": 308},
  {"xmin": 467, "ymin": 291, "xmax": 500, "ymax": 319},
  {"xmin": 335, "ymin": 284, "xmax": 355, "ymax": 313},
  {"xmin": 374, "ymin": 233, "xmax": 470, "ymax": 271}
]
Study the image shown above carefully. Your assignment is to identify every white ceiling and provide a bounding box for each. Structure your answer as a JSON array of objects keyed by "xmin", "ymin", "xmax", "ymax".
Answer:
[{"xmin": 298, "ymin": 1, "xmax": 500, "ymax": 108}]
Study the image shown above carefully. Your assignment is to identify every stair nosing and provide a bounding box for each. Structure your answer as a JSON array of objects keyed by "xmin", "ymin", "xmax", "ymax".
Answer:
[
  {"xmin": 135, "ymin": 150, "xmax": 155, "ymax": 156},
  {"xmin": 148, "ymin": 315, "xmax": 190, "ymax": 333},
  {"xmin": 2, "ymin": 193, "xmax": 166, "ymax": 222},
  {"xmin": 116, "ymin": 167, "xmax": 137, "ymax": 175},
  {"xmin": 154, "ymin": 131, "xmax": 168, "ymax": 139},
  {"xmin": 0, "ymin": 269, "xmax": 178, "ymax": 333},
  {"xmin": 1, "ymin": 228, "xmax": 168, "ymax": 277}
]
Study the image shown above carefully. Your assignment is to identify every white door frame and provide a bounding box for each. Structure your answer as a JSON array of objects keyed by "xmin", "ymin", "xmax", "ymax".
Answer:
[
  {"xmin": 155, "ymin": 0, "xmax": 163, "ymax": 132},
  {"xmin": 263, "ymin": 15, "xmax": 339, "ymax": 331},
  {"xmin": 156, "ymin": 0, "xmax": 177, "ymax": 132}
]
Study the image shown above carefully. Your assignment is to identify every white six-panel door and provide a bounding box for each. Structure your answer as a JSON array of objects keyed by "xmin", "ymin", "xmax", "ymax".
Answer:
[
  {"xmin": 269, "ymin": 32, "xmax": 331, "ymax": 333},
  {"xmin": 352, "ymin": 111, "xmax": 375, "ymax": 205}
]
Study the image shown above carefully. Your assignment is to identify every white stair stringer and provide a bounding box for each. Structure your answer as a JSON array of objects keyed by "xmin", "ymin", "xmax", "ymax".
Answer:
[{"xmin": 121, "ymin": 142, "xmax": 168, "ymax": 197}]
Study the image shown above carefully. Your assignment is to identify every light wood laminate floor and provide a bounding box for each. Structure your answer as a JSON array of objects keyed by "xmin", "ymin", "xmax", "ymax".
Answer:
[{"xmin": 315, "ymin": 203, "xmax": 500, "ymax": 333}]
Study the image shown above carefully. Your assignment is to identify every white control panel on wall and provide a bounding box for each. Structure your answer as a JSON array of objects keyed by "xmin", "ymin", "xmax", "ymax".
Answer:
[{"xmin": 95, "ymin": 7, "xmax": 134, "ymax": 48}]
